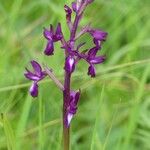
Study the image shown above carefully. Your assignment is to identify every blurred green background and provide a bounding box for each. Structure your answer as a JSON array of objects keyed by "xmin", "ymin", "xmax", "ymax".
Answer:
[{"xmin": 0, "ymin": 0, "xmax": 150, "ymax": 149}]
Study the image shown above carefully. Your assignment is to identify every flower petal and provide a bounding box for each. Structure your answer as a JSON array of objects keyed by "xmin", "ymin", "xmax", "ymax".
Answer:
[
  {"xmin": 70, "ymin": 90, "xmax": 81, "ymax": 106},
  {"xmin": 88, "ymin": 46, "xmax": 99, "ymax": 58},
  {"xmin": 89, "ymin": 56, "xmax": 106, "ymax": 64},
  {"xmin": 44, "ymin": 40, "xmax": 54, "ymax": 56},
  {"xmin": 24, "ymin": 73, "xmax": 40, "ymax": 81},
  {"xmin": 31, "ymin": 60, "xmax": 42, "ymax": 76},
  {"xmin": 88, "ymin": 65, "xmax": 96, "ymax": 77},
  {"xmin": 64, "ymin": 5, "xmax": 72, "ymax": 21},
  {"xmin": 24, "ymin": 68, "xmax": 40, "ymax": 81},
  {"xmin": 29, "ymin": 82, "xmax": 38, "ymax": 97},
  {"xmin": 43, "ymin": 28, "xmax": 52, "ymax": 40},
  {"xmin": 88, "ymin": 29, "xmax": 108, "ymax": 41},
  {"xmin": 64, "ymin": 56, "xmax": 75, "ymax": 74},
  {"xmin": 54, "ymin": 23, "xmax": 63, "ymax": 41}
]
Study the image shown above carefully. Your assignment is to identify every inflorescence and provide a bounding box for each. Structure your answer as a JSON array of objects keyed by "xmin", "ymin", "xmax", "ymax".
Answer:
[{"xmin": 24, "ymin": 0, "xmax": 107, "ymax": 128}]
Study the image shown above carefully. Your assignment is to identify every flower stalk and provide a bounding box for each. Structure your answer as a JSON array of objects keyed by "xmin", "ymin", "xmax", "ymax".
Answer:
[{"xmin": 24, "ymin": 0, "xmax": 108, "ymax": 149}]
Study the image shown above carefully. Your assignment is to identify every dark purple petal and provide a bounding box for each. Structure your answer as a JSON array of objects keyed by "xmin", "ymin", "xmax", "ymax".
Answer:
[
  {"xmin": 88, "ymin": 29, "xmax": 108, "ymax": 41},
  {"xmin": 66, "ymin": 90, "xmax": 81, "ymax": 127},
  {"xmin": 31, "ymin": 60, "xmax": 42, "ymax": 76},
  {"xmin": 70, "ymin": 90, "xmax": 81, "ymax": 106},
  {"xmin": 29, "ymin": 82, "xmax": 38, "ymax": 97},
  {"xmin": 43, "ymin": 28, "xmax": 52, "ymax": 40},
  {"xmin": 24, "ymin": 61, "xmax": 47, "ymax": 82},
  {"xmin": 44, "ymin": 40, "xmax": 54, "ymax": 56},
  {"xmin": 50, "ymin": 24, "xmax": 54, "ymax": 35},
  {"xmin": 87, "ymin": 39, "xmax": 102, "ymax": 58},
  {"xmin": 54, "ymin": 23, "xmax": 63, "ymax": 41},
  {"xmin": 24, "ymin": 68, "xmax": 41, "ymax": 81},
  {"xmin": 88, "ymin": 46, "xmax": 99, "ymax": 58},
  {"xmin": 89, "ymin": 56, "xmax": 106, "ymax": 64},
  {"xmin": 64, "ymin": 5, "xmax": 72, "ymax": 21},
  {"xmin": 64, "ymin": 56, "xmax": 75, "ymax": 74},
  {"xmin": 88, "ymin": 65, "xmax": 96, "ymax": 77}
]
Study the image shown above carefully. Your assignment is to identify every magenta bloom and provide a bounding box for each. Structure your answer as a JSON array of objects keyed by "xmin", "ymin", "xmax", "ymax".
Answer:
[
  {"xmin": 24, "ymin": 61, "xmax": 47, "ymax": 97},
  {"xmin": 24, "ymin": 0, "xmax": 108, "ymax": 129},
  {"xmin": 43, "ymin": 23, "xmax": 63, "ymax": 55}
]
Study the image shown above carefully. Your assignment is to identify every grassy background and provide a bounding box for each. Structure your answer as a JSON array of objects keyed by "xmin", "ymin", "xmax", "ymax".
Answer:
[{"xmin": 0, "ymin": 0, "xmax": 150, "ymax": 149}]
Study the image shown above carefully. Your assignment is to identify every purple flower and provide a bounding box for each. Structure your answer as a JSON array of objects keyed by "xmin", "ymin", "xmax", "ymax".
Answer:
[
  {"xmin": 43, "ymin": 23, "xmax": 63, "ymax": 56},
  {"xmin": 25, "ymin": 0, "xmax": 107, "ymax": 134},
  {"xmin": 64, "ymin": 56, "xmax": 75, "ymax": 74},
  {"xmin": 24, "ymin": 61, "xmax": 47, "ymax": 97},
  {"xmin": 66, "ymin": 90, "xmax": 81, "ymax": 127},
  {"xmin": 44, "ymin": 23, "xmax": 63, "ymax": 42}
]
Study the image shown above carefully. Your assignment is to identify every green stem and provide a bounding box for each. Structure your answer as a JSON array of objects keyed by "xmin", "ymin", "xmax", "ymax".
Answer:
[{"xmin": 63, "ymin": 124, "xmax": 70, "ymax": 150}]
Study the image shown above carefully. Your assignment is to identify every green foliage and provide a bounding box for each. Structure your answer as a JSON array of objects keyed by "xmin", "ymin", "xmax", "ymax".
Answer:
[{"xmin": 0, "ymin": 0, "xmax": 150, "ymax": 149}]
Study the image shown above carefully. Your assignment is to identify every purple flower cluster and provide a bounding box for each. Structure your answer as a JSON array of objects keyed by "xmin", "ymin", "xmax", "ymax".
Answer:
[{"xmin": 24, "ymin": 0, "xmax": 107, "ymax": 128}]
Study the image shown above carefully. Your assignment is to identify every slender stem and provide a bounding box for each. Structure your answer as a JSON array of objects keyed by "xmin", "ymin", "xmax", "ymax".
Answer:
[
  {"xmin": 63, "ymin": 117, "xmax": 70, "ymax": 150},
  {"xmin": 63, "ymin": 72, "xmax": 71, "ymax": 150}
]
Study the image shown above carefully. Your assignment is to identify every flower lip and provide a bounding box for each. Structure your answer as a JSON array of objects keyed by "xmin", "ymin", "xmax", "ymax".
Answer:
[
  {"xmin": 30, "ymin": 82, "xmax": 38, "ymax": 97},
  {"xmin": 88, "ymin": 65, "xmax": 96, "ymax": 77},
  {"xmin": 44, "ymin": 40, "xmax": 54, "ymax": 56}
]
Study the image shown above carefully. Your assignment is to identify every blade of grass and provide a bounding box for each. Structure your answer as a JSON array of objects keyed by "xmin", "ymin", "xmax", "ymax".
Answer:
[
  {"xmin": 39, "ymin": 94, "xmax": 44, "ymax": 150},
  {"xmin": 102, "ymin": 100, "xmax": 121, "ymax": 150},
  {"xmin": 123, "ymin": 65, "xmax": 150, "ymax": 150},
  {"xmin": 90, "ymin": 85, "xmax": 105, "ymax": 150},
  {"xmin": 1, "ymin": 113, "xmax": 16, "ymax": 150},
  {"xmin": 16, "ymin": 95, "xmax": 32, "ymax": 150}
]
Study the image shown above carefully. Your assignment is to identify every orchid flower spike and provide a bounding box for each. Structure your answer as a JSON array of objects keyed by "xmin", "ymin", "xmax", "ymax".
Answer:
[{"xmin": 24, "ymin": 0, "xmax": 108, "ymax": 132}]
